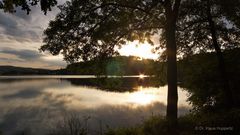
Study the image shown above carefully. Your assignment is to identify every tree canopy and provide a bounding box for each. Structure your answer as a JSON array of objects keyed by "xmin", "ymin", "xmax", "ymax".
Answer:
[
  {"xmin": 0, "ymin": 0, "xmax": 57, "ymax": 14},
  {"xmin": 177, "ymin": 0, "xmax": 240, "ymax": 57},
  {"xmin": 40, "ymin": 0, "xmax": 165, "ymax": 62},
  {"xmin": 176, "ymin": 0, "xmax": 240, "ymax": 107},
  {"xmin": 40, "ymin": 0, "xmax": 181, "ymax": 129}
]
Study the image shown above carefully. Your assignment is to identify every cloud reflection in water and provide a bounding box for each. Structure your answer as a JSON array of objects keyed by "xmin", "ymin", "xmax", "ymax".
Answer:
[{"xmin": 0, "ymin": 77, "xmax": 190, "ymax": 135}]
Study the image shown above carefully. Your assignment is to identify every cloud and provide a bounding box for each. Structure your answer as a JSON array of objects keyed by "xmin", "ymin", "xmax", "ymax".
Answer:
[
  {"xmin": 0, "ymin": 1, "xmax": 68, "ymax": 69},
  {"xmin": 0, "ymin": 47, "xmax": 44, "ymax": 60},
  {"xmin": 2, "ymin": 88, "xmax": 42, "ymax": 100},
  {"xmin": 0, "ymin": 12, "xmax": 41, "ymax": 42},
  {"xmin": 0, "ymin": 0, "xmax": 64, "ymax": 43},
  {"xmin": 0, "ymin": 47, "xmax": 66, "ymax": 69}
]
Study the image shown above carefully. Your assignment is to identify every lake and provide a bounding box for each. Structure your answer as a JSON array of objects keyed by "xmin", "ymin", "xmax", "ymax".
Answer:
[{"xmin": 0, "ymin": 76, "xmax": 190, "ymax": 135}]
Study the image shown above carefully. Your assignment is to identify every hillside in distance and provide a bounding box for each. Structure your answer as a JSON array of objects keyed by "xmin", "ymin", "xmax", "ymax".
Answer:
[
  {"xmin": 0, "ymin": 56, "xmax": 158, "ymax": 76},
  {"xmin": 1, "ymin": 48, "xmax": 240, "ymax": 76},
  {"xmin": 0, "ymin": 66, "xmax": 65, "ymax": 75},
  {"xmin": 0, "ymin": 56, "xmax": 158, "ymax": 75},
  {"xmin": 65, "ymin": 56, "xmax": 158, "ymax": 75}
]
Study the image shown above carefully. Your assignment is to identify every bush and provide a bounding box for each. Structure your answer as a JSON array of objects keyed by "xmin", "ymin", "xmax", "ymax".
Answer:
[{"xmin": 48, "ymin": 114, "xmax": 89, "ymax": 135}]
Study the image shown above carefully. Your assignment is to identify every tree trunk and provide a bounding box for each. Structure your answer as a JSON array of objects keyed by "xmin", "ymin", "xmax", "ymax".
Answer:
[
  {"xmin": 206, "ymin": 0, "xmax": 234, "ymax": 107},
  {"xmin": 166, "ymin": 20, "xmax": 178, "ymax": 128},
  {"xmin": 165, "ymin": 8, "xmax": 178, "ymax": 133},
  {"xmin": 163, "ymin": 1, "xmax": 181, "ymax": 134}
]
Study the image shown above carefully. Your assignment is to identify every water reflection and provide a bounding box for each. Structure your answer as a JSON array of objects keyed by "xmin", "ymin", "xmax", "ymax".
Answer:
[
  {"xmin": 65, "ymin": 77, "xmax": 162, "ymax": 92},
  {"xmin": 0, "ymin": 76, "xmax": 190, "ymax": 135},
  {"xmin": 129, "ymin": 86, "xmax": 157, "ymax": 105}
]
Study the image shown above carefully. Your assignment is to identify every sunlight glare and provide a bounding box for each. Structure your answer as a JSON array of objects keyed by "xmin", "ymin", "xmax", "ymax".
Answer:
[
  {"xmin": 129, "ymin": 91, "xmax": 156, "ymax": 105},
  {"xmin": 139, "ymin": 74, "xmax": 146, "ymax": 79},
  {"xmin": 118, "ymin": 40, "xmax": 158, "ymax": 60}
]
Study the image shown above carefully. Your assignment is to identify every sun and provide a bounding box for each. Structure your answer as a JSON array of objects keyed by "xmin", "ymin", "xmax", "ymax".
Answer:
[
  {"xmin": 139, "ymin": 74, "xmax": 146, "ymax": 79},
  {"xmin": 118, "ymin": 40, "xmax": 158, "ymax": 60}
]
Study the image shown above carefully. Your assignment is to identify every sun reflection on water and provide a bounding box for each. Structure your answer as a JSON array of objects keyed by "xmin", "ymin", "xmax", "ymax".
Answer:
[
  {"xmin": 0, "ymin": 79, "xmax": 190, "ymax": 110},
  {"xmin": 128, "ymin": 86, "xmax": 156, "ymax": 105},
  {"xmin": 0, "ymin": 78, "xmax": 191, "ymax": 135},
  {"xmin": 40, "ymin": 85, "xmax": 190, "ymax": 109},
  {"xmin": 128, "ymin": 91, "xmax": 156, "ymax": 105}
]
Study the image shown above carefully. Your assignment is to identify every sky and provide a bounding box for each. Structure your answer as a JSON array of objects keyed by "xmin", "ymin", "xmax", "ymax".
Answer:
[
  {"xmin": 0, "ymin": 1, "xmax": 158, "ymax": 69},
  {"xmin": 0, "ymin": 1, "xmax": 67, "ymax": 69}
]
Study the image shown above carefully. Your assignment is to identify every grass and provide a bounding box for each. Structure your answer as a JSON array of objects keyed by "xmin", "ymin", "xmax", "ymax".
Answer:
[
  {"xmin": 104, "ymin": 108, "xmax": 240, "ymax": 135},
  {"xmin": 1, "ymin": 109, "xmax": 239, "ymax": 135}
]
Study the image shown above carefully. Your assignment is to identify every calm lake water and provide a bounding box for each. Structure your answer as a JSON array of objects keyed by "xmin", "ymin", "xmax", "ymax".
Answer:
[{"xmin": 0, "ymin": 76, "xmax": 190, "ymax": 135}]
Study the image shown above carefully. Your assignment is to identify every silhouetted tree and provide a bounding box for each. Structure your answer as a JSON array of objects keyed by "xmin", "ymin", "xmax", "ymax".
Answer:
[
  {"xmin": 177, "ymin": 0, "xmax": 240, "ymax": 107},
  {"xmin": 40, "ymin": 0, "xmax": 181, "ymax": 132},
  {"xmin": 178, "ymin": 48, "xmax": 240, "ymax": 111}
]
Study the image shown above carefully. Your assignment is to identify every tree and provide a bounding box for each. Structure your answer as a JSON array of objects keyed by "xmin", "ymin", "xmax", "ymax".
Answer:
[
  {"xmin": 178, "ymin": 48, "xmax": 240, "ymax": 111},
  {"xmin": 0, "ymin": 0, "xmax": 57, "ymax": 14},
  {"xmin": 40, "ymin": 0, "xmax": 181, "ymax": 132},
  {"xmin": 177, "ymin": 0, "xmax": 240, "ymax": 108}
]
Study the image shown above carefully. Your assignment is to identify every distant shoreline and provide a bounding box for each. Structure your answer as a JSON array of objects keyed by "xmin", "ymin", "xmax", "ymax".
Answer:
[{"xmin": 0, "ymin": 75, "xmax": 152, "ymax": 79}]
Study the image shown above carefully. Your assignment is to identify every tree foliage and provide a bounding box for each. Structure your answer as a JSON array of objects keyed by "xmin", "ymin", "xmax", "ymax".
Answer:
[
  {"xmin": 40, "ymin": 0, "xmax": 165, "ymax": 62},
  {"xmin": 177, "ymin": 0, "xmax": 240, "ymax": 57},
  {"xmin": 40, "ymin": 0, "xmax": 182, "ymax": 129},
  {"xmin": 179, "ymin": 48, "xmax": 240, "ymax": 111},
  {"xmin": 176, "ymin": 0, "xmax": 240, "ymax": 108},
  {"xmin": 66, "ymin": 56, "xmax": 156, "ymax": 75},
  {"xmin": 0, "ymin": 0, "xmax": 57, "ymax": 14}
]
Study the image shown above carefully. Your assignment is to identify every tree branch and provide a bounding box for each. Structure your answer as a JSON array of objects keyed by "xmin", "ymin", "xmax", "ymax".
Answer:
[
  {"xmin": 90, "ymin": 2, "xmax": 162, "ymax": 22},
  {"xmin": 173, "ymin": 0, "xmax": 182, "ymax": 20},
  {"xmin": 177, "ymin": 18, "xmax": 208, "ymax": 31}
]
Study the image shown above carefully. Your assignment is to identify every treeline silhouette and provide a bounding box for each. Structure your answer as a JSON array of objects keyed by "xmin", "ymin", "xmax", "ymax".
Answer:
[
  {"xmin": 65, "ymin": 56, "xmax": 157, "ymax": 75},
  {"xmin": 0, "ymin": 66, "xmax": 54, "ymax": 75}
]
